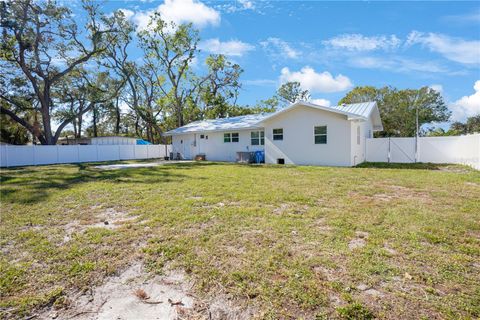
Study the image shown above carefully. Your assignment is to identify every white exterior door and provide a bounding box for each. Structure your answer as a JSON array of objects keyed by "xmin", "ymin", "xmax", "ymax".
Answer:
[{"xmin": 183, "ymin": 137, "xmax": 192, "ymax": 159}]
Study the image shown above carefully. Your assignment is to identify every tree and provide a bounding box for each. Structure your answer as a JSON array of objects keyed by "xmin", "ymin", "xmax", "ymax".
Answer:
[
  {"xmin": 448, "ymin": 121, "xmax": 467, "ymax": 135},
  {"xmin": 253, "ymin": 81, "xmax": 310, "ymax": 112},
  {"xmin": 198, "ymin": 54, "xmax": 243, "ymax": 119},
  {"xmin": 465, "ymin": 115, "xmax": 480, "ymax": 133},
  {"xmin": 339, "ymin": 86, "xmax": 450, "ymax": 137},
  {"xmin": 54, "ymin": 69, "xmax": 90, "ymax": 138},
  {"xmin": 255, "ymin": 96, "xmax": 280, "ymax": 111},
  {"xmin": 0, "ymin": 111, "xmax": 30, "ymax": 145},
  {"xmin": 0, "ymin": 0, "xmax": 115, "ymax": 144},
  {"xmin": 103, "ymin": 10, "xmax": 167, "ymax": 143},
  {"xmin": 277, "ymin": 81, "xmax": 310, "ymax": 105},
  {"xmin": 138, "ymin": 14, "xmax": 199, "ymax": 128},
  {"xmin": 427, "ymin": 115, "xmax": 480, "ymax": 136}
]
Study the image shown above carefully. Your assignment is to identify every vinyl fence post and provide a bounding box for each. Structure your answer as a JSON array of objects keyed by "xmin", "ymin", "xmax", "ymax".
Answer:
[
  {"xmin": 5, "ymin": 145, "xmax": 9, "ymax": 168},
  {"xmin": 388, "ymin": 137, "xmax": 391, "ymax": 163},
  {"xmin": 33, "ymin": 145, "xmax": 36, "ymax": 166},
  {"xmin": 415, "ymin": 135, "xmax": 418, "ymax": 163}
]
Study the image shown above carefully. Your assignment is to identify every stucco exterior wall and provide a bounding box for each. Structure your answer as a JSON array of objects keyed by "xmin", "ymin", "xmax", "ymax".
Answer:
[
  {"xmin": 262, "ymin": 106, "xmax": 353, "ymax": 166},
  {"xmin": 171, "ymin": 129, "xmax": 264, "ymax": 161}
]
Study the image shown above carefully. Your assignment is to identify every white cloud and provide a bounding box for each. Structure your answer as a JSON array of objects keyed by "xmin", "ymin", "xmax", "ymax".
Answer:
[
  {"xmin": 429, "ymin": 84, "xmax": 443, "ymax": 93},
  {"xmin": 450, "ymin": 80, "xmax": 480, "ymax": 121},
  {"xmin": 280, "ymin": 67, "xmax": 353, "ymax": 93},
  {"xmin": 243, "ymin": 79, "xmax": 277, "ymax": 86},
  {"xmin": 217, "ymin": 0, "xmax": 257, "ymax": 13},
  {"xmin": 323, "ymin": 34, "xmax": 401, "ymax": 51},
  {"xmin": 443, "ymin": 11, "xmax": 480, "ymax": 24},
  {"xmin": 239, "ymin": 0, "xmax": 254, "ymax": 10},
  {"xmin": 199, "ymin": 38, "xmax": 254, "ymax": 57},
  {"xmin": 310, "ymin": 98, "xmax": 331, "ymax": 107},
  {"xmin": 124, "ymin": 0, "xmax": 220, "ymax": 30},
  {"xmin": 260, "ymin": 37, "xmax": 300, "ymax": 59},
  {"xmin": 406, "ymin": 31, "xmax": 480, "ymax": 65},
  {"xmin": 350, "ymin": 56, "xmax": 450, "ymax": 74}
]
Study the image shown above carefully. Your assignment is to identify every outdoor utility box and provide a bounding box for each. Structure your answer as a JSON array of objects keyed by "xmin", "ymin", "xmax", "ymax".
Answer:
[
  {"xmin": 236, "ymin": 152, "xmax": 252, "ymax": 163},
  {"xmin": 195, "ymin": 154, "xmax": 206, "ymax": 161}
]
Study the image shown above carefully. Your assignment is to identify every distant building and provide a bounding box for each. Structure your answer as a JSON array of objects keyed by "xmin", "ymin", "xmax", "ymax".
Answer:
[{"xmin": 58, "ymin": 136, "xmax": 142, "ymax": 145}]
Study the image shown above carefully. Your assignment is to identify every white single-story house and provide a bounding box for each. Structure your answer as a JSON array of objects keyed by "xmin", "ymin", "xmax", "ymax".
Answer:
[{"xmin": 164, "ymin": 101, "xmax": 383, "ymax": 166}]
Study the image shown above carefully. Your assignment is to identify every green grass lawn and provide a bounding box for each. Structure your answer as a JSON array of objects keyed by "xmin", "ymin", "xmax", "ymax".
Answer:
[{"xmin": 1, "ymin": 162, "xmax": 479, "ymax": 319}]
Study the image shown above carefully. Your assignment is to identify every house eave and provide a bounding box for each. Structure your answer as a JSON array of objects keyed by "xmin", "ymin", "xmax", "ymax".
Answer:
[{"xmin": 163, "ymin": 125, "xmax": 264, "ymax": 136}]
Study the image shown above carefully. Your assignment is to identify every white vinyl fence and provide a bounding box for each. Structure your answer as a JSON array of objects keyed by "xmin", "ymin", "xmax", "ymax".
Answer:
[
  {"xmin": 0, "ymin": 144, "xmax": 172, "ymax": 167},
  {"xmin": 366, "ymin": 134, "xmax": 480, "ymax": 169}
]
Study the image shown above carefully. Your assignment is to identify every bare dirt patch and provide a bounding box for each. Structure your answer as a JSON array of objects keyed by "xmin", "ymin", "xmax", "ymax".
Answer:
[
  {"xmin": 63, "ymin": 208, "xmax": 137, "ymax": 243},
  {"xmin": 95, "ymin": 161, "xmax": 193, "ymax": 170},
  {"xmin": 348, "ymin": 231, "xmax": 369, "ymax": 250},
  {"xmin": 357, "ymin": 285, "xmax": 384, "ymax": 298},
  {"xmin": 465, "ymin": 181, "xmax": 479, "ymax": 187},
  {"xmin": 351, "ymin": 185, "xmax": 433, "ymax": 204},
  {"xmin": 438, "ymin": 165, "xmax": 472, "ymax": 174},
  {"xmin": 272, "ymin": 203, "xmax": 309, "ymax": 215},
  {"xmin": 41, "ymin": 262, "xmax": 194, "ymax": 320},
  {"xmin": 40, "ymin": 262, "xmax": 254, "ymax": 320}
]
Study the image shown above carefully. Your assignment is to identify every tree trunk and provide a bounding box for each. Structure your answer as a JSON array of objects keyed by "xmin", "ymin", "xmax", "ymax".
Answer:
[
  {"xmin": 135, "ymin": 117, "xmax": 140, "ymax": 137},
  {"xmin": 73, "ymin": 118, "xmax": 78, "ymax": 138},
  {"xmin": 40, "ymin": 85, "xmax": 55, "ymax": 145},
  {"xmin": 115, "ymin": 97, "xmax": 120, "ymax": 135},
  {"xmin": 92, "ymin": 106, "xmax": 98, "ymax": 137},
  {"xmin": 77, "ymin": 115, "xmax": 83, "ymax": 138}
]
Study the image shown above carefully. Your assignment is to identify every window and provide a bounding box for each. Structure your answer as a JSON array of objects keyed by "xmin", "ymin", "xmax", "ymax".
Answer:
[
  {"xmin": 314, "ymin": 126, "xmax": 327, "ymax": 144},
  {"xmin": 232, "ymin": 132, "xmax": 239, "ymax": 142},
  {"xmin": 224, "ymin": 132, "xmax": 239, "ymax": 143},
  {"xmin": 224, "ymin": 133, "xmax": 230, "ymax": 143},
  {"xmin": 357, "ymin": 126, "xmax": 361, "ymax": 145},
  {"xmin": 277, "ymin": 158, "xmax": 285, "ymax": 164},
  {"xmin": 273, "ymin": 128, "xmax": 283, "ymax": 141},
  {"xmin": 200, "ymin": 134, "xmax": 205, "ymax": 139},
  {"xmin": 251, "ymin": 131, "xmax": 264, "ymax": 145}
]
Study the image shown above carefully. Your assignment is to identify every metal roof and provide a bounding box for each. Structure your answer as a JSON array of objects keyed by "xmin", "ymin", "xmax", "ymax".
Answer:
[
  {"xmin": 329, "ymin": 102, "xmax": 376, "ymax": 118},
  {"xmin": 164, "ymin": 113, "xmax": 272, "ymax": 136},
  {"xmin": 164, "ymin": 101, "xmax": 383, "ymax": 136}
]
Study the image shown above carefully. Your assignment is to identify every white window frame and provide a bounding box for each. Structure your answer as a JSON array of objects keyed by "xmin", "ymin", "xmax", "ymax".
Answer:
[
  {"xmin": 314, "ymin": 126, "xmax": 327, "ymax": 144},
  {"xmin": 224, "ymin": 133, "xmax": 231, "ymax": 143},
  {"xmin": 251, "ymin": 131, "xmax": 265, "ymax": 145},
  {"xmin": 273, "ymin": 128, "xmax": 283, "ymax": 141},
  {"xmin": 224, "ymin": 132, "xmax": 239, "ymax": 143},
  {"xmin": 231, "ymin": 132, "xmax": 239, "ymax": 142}
]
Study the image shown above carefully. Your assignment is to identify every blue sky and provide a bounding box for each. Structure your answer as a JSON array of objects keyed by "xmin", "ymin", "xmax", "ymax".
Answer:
[{"xmin": 73, "ymin": 0, "xmax": 480, "ymax": 123}]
